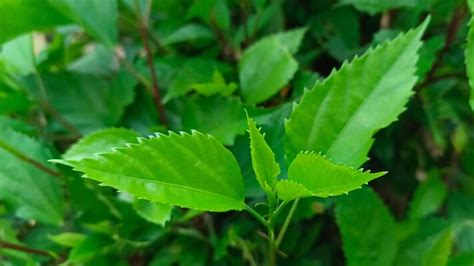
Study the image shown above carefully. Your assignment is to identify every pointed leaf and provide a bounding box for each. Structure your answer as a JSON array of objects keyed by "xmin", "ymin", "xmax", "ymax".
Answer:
[
  {"xmin": 335, "ymin": 188, "xmax": 398, "ymax": 266},
  {"xmin": 239, "ymin": 37, "xmax": 298, "ymax": 104},
  {"xmin": 63, "ymin": 128, "xmax": 140, "ymax": 161},
  {"xmin": 275, "ymin": 180, "xmax": 312, "ymax": 201},
  {"xmin": 285, "ymin": 19, "xmax": 429, "ymax": 167},
  {"xmin": 133, "ymin": 199, "xmax": 173, "ymax": 226},
  {"xmin": 247, "ymin": 114, "xmax": 280, "ymax": 192},
  {"xmin": 465, "ymin": 17, "xmax": 474, "ymax": 111},
  {"xmin": 408, "ymin": 170, "xmax": 447, "ymax": 220},
  {"xmin": 287, "ymin": 153, "xmax": 385, "ymax": 198},
  {"xmin": 55, "ymin": 131, "xmax": 245, "ymax": 212},
  {"xmin": 0, "ymin": 129, "xmax": 63, "ymax": 225}
]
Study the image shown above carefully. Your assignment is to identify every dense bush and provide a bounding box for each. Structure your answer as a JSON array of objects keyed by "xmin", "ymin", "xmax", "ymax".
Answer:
[{"xmin": 0, "ymin": 0, "xmax": 473, "ymax": 265}]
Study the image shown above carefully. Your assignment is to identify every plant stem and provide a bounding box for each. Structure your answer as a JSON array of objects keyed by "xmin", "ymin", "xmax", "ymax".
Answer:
[
  {"xmin": 134, "ymin": 0, "xmax": 168, "ymax": 127},
  {"xmin": 0, "ymin": 139, "xmax": 60, "ymax": 178},
  {"xmin": 275, "ymin": 198, "xmax": 299, "ymax": 248},
  {"xmin": 267, "ymin": 226, "xmax": 276, "ymax": 266},
  {"xmin": 0, "ymin": 240, "xmax": 54, "ymax": 258},
  {"xmin": 245, "ymin": 204, "xmax": 268, "ymax": 227}
]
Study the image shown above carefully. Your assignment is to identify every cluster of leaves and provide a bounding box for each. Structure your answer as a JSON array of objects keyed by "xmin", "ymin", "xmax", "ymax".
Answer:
[{"xmin": 0, "ymin": 0, "xmax": 474, "ymax": 265}]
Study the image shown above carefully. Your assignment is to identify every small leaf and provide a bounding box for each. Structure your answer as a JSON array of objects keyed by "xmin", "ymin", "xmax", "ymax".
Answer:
[
  {"xmin": 133, "ymin": 199, "xmax": 173, "ymax": 226},
  {"xmin": 49, "ymin": 232, "xmax": 86, "ymax": 248},
  {"xmin": 239, "ymin": 37, "xmax": 298, "ymax": 104},
  {"xmin": 465, "ymin": 17, "xmax": 474, "ymax": 111},
  {"xmin": 285, "ymin": 18, "xmax": 429, "ymax": 167},
  {"xmin": 63, "ymin": 128, "xmax": 140, "ymax": 161},
  {"xmin": 55, "ymin": 131, "xmax": 245, "ymax": 212},
  {"xmin": 339, "ymin": 0, "xmax": 415, "ymax": 15},
  {"xmin": 270, "ymin": 27, "xmax": 308, "ymax": 54},
  {"xmin": 247, "ymin": 113, "xmax": 280, "ymax": 192},
  {"xmin": 335, "ymin": 188, "xmax": 398, "ymax": 266},
  {"xmin": 287, "ymin": 153, "xmax": 385, "ymax": 197},
  {"xmin": 275, "ymin": 180, "xmax": 312, "ymax": 201},
  {"xmin": 408, "ymin": 170, "xmax": 448, "ymax": 220}
]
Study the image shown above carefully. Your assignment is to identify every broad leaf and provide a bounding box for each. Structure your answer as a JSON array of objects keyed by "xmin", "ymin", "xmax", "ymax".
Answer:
[
  {"xmin": 239, "ymin": 37, "xmax": 298, "ymax": 104},
  {"xmin": 408, "ymin": 170, "xmax": 447, "ymax": 220},
  {"xmin": 181, "ymin": 95, "xmax": 246, "ymax": 146},
  {"xmin": 48, "ymin": 0, "xmax": 118, "ymax": 46},
  {"xmin": 133, "ymin": 199, "xmax": 173, "ymax": 226},
  {"xmin": 285, "ymin": 19, "xmax": 428, "ymax": 166},
  {"xmin": 63, "ymin": 128, "xmax": 140, "ymax": 161},
  {"xmin": 23, "ymin": 71, "xmax": 136, "ymax": 134},
  {"xmin": 335, "ymin": 188, "xmax": 398, "ymax": 266},
  {"xmin": 0, "ymin": 0, "xmax": 70, "ymax": 44},
  {"xmin": 55, "ymin": 131, "xmax": 245, "ymax": 212},
  {"xmin": 284, "ymin": 153, "xmax": 384, "ymax": 198},
  {"xmin": 465, "ymin": 17, "xmax": 474, "ymax": 111},
  {"xmin": 394, "ymin": 219, "xmax": 453, "ymax": 266},
  {"xmin": 0, "ymin": 129, "xmax": 63, "ymax": 225},
  {"xmin": 247, "ymin": 114, "xmax": 280, "ymax": 192}
]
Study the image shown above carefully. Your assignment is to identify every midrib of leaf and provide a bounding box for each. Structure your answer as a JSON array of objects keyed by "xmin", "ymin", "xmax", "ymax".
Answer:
[
  {"xmin": 78, "ymin": 166, "xmax": 245, "ymax": 207},
  {"xmin": 326, "ymin": 47, "xmax": 416, "ymax": 159},
  {"xmin": 169, "ymin": 136, "xmax": 238, "ymax": 196}
]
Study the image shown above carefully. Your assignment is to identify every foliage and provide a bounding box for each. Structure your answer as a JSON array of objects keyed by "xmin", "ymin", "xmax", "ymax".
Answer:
[{"xmin": 0, "ymin": 0, "xmax": 474, "ymax": 265}]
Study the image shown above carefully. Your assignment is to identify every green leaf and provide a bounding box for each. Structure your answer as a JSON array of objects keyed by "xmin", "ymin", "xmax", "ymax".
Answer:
[
  {"xmin": 339, "ymin": 0, "xmax": 416, "ymax": 15},
  {"xmin": 394, "ymin": 219, "xmax": 452, "ymax": 266},
  {"xmin": 164, "ymin": 59, "xmax": 234, "ymax": 102},
  {"xmin": 285, "ymin": 153, "xmax": 384, "ymax": 198},
  {"xmin": 55, "ymin": 131, "xmax": 245, "ymax": 212},
  {"xmin": 161, "ymin": 23, "xmax": 214, "ymax": 46},
  {"xmin": 408, "ymin": 170, "xmax": 448, "ymax": 220},
  {"xmin": 270, "ymin": 27, "xmax": 308, "ymax": 54},
  {"xmin": 181, "ymin": 95, "xmax": 247, "ymax": 146},
  {"xmin": 423, "ymin": 229, "xmax": 453, "ymax": 266},
  {"xmin": 275, "ymin": 180, "xmax": 312, "ymax": 201},
  {"xmin": 0, "ymin": 0, "xmax": 70, "ymax": 44},
  {"xmin": 246, "ymin": 114, "xmax": 280, "ymax": 192},
  {"xmin": 47, "ymin": 0, "xmax": 118, "ymax": 46},
  {"xmin": 49, "ymin": 232, "xmax": 86, "ymax": 248},
  {"xmin": 0, "ymin": 129, "xmax": 63, "ymax": 225},
  {"xmin": 448, "ymin": 252, "xmax": 474, "ymax": 266},
  {"xmin": 285, "ymin": 18, "xmax": 429, "ymax": 166},
  {"xmin": 133, "ymin": 199, "xmax": 173, "ymax": 226},
  {"xmin": 0, "ymin": 34, "xmax": 35, "ymax": 75},
  {"xmin": 335, "ymin": 188, "xmax": 398, "ymax": 266},
  {"xmin": 23, "ymin": 71, "xmax": 136, "ymax": 134},
  {"xmin": 63, "ymin": 128, "xmax": 140, "ymax": 161},
  {"xmin": 67, "ymin": 234, "xmax": 115, "ymax": 263},
  {"xmin": 465, "ymin": 17, "xmax": 474, "ymax": 111},
  {"xmin": 239, "ymin": 37, "xmax": 298, "ymax": 104}
]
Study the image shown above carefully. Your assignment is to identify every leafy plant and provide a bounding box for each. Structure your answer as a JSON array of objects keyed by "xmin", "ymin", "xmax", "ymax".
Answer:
[{"xmin": 1, "ymin": 0, "xmax": 474, "ymax": 265}]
